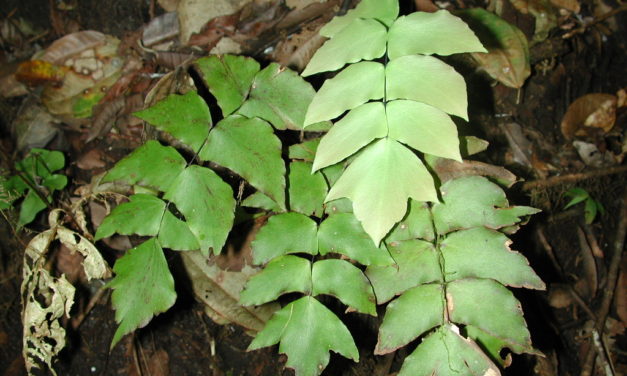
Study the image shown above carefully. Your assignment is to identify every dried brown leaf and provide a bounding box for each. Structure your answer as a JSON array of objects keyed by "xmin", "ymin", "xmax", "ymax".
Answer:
[
  {"xmin": 142, "ymin": 12, "xmax": 180, "ymax": 47},
  {"xmin": 430, "ymin": 157, "xmax": 519, "ymax": 187},
  {"xmin": 273, "ymin": 20, "xmax": 326, "ymax": 71},
  {"xmin": 181, "ymin": 250, "xmax": 279, "ymax": 334},
  {"xmin": 561, "ymin": 93, "xmax": 617, "ymax": 139}
]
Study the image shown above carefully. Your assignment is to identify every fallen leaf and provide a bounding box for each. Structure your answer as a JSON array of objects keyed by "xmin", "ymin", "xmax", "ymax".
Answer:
[
  {"xmin": 499, "ymin": 122, "xmax": 534, "ymax": 169},
  {"xmin": 456, "ymin": 8, "xmax": 531, "ymax": 89},
  {"xmin": 147, "ymin": 349, "xmax": 170, "ymax": 376},
  {"xmin": 572, "ymin": 140, "xmax": 616, "ymax": 167},
  {"xmin": 508, "ymin": 0, "xmax": 558, "ymax": 42},
  {"xmin": 76, "ymin": 148, "xmax": 106, "ymax": 170},
  {"xmin": 15, "ymin": 60, "xmax": 67, "ymax": 86},
  {"xmin": 547, "ymin": 284, "xmax": 573, "ymax": 308},
  {"xmin": 39, "ymin": 30, "xmax": 107, "ymax": 65},
  {"xmin": 12, "ymin": 99, "xmax": 59, "ymax": 151},
  {"xmin": 428, "ymin": 156, "xmax": 519, "ymax": 187},
  {"xmin": 181, "ymin": 250, "xmax": 279, "ymax": 334},
  {"xmin": 561, "ymin": 93, "xmax": 617, "ymax": 139},
  {"xmin": 273, "ymin": 19, "xmax": 326, "ymax": 71},
  {"xmin": 187, "ymin": 12, "xmax": 239, "ymax": 50},
  {"xmin": 142, "ymin": 12, "xmax": 180, "ymax": 47},
  {"xmin": 177, "ymin": 0, "xmax": 252, "ymax": 44}
]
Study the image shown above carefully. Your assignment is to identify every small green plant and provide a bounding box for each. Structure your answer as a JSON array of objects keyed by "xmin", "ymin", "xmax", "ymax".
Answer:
[
  {"xmin": 94, "ymin": 1, "xmax": 545, "ymax": 375},
  {"xmin": 0, "ymin": 148, "xmax": 67, "ymax": 227},
  {"xmin": 564, "ymin": 187, "xmax": 604, "ymax": 224}
]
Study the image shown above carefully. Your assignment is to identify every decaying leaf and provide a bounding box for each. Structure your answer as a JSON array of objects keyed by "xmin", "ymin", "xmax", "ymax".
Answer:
[
  {"xmin": 508, "ymin": 0, "xmax": 558, "ymax": 42},
  {"xmin": 181, "ymin": 250, "xmax": 279, "ymax": 333},
  {"xmin": 573, "ymin": 140, "xmax": 617, "ymax": 167},
  {"xmin": 177, "ymin": 0, "xmax": 251, "ymax": 44},
  {"xmin": 142, "ymin": 12, "xmax": 180, "ymax": 48},
  {"xmin": 39, "ymin": 32, "xmax": 125, "ymax": 119},
  {"xmin": 561, "ymin": 93, "xmax": 618, "ymax": 139},
  {"xmin": 12, "ymin": 99, "xmax": 59, "ymax": 151},
  {"xmin": 456, "ymin": 8, "xmax": 531, "ymax": 88},
  {"xmin": 273, "ymin": 20, "xmax": 327, "ymax": 71},
  {"xmin": 21, "ymin": 210, "xmax": 110, "ymax": 375}
]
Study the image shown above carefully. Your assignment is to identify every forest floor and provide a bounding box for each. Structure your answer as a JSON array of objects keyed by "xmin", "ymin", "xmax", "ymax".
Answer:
[{"xmin": 0, "ymin": 0, "xmax": 626, "ymax": 375}]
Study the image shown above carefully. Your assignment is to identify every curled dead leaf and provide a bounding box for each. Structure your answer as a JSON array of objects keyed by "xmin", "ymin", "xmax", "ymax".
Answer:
[
  {"xmin": 561, "ymin": 93, "xmax": 617, "ymax": 139},
  {"xmin": 429, "ymin": 157, "xmax": 519, "ymax": 187}
]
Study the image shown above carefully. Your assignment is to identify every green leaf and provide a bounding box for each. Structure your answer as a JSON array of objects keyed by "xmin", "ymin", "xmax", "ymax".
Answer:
[
  {"xmin": 318, "ymin": 213, "xmax": 393, "ymax": 266},
  {"xmin": 447, "ymin": 278, "xmax": 535, "ymax": 353},
  {"xmin": 312, "ymin": 102, "xmax": 387, "ymax": 171},
  {"xmin": 432, "ymin": 176, "xmax": 540, "ymax": 235},
  {"xmin": 303, "ymin": 18, "xmax": 387, "ymax": 77},
  {"xmin": 195, "ymin": 55, "xmax": 259, "ymax": 116},
  {"xmin": 241, "ymin": 192, "xmax": 282, "ymax": 212},
  {"xmin": 398, "ymin": 325, "xmax": 500, "ymax": 376},
  {"xmin": 18, "ymin": 190, "xmax": 46, "ymax": 227},
  {"xmin": 238, "ymin": 63, "xmax": 315, "ymax": 130},
  {"xmin": 387, "ymin": 99, "xmax": 462, "ymax": 161},
  {"xmin": 199, "ymin": 115, "xmax": 285, "ymax": 210},
  {"xmin": 465, "ymin": 325, "xmax": 536, "ymax": 366},
  {"xmin": 41, "ymin": 174, "xmax": 67, "ymax": 191},
  {"xmin": 327, "ymin": 138, "xmax": 438, "ymax": 245},
  {"xmin": 375, "ymin": 284, "xmax": 444, "ymax": 354},
  {"xmin": 312, "ymin": 259, "xmax": 376, "ymax": 315},
  {"xmin": 366, "ymin": 240, "xmax": 441, "ymax": 304},
  {"xmin": 134, "ymin": 91, "xmax": 211, "ymax": 153},
  {"xmin": 102, "ymin": 141, "xmax": 186, "ymax": 192},
  {"xmin": 564, "ymin": 187, "xmax": 589, "ymax": 209},
  {"xmin": 385, "ymin": 200, "xmax": 435, "ymax": 243},
  {"xmin": 95, "ymin": 194, "xmax": 165, "ymax": 240},
  {"xmin": 304, "ymin": 62, "xmax": 384, "ymax": 126},
  {"xmin": 441, "ymin": 227, "xmax": 545, "ymax": 289},
  {"xmin": 289, "ymin": 138, "xmax": 320, "ymax": 162},
  {"xmin": 108, "ymin": 239, "xmax": 176, "ymax": 348},
  {"xmin": 320, "ymin": 0, "xmax": 399, "ymax": 37},
  {"xmin": 240, "ymin": 255, "xmax": 312, "ymax": 305},
  {"xmin": 163, "ymin": 165, "xmax": 235, "ymax": 254},
  {"xmin": 157, "ymin": 210, "xmax": 200, "ymax": 251},
  {"xmin": 288, "ymin": 161, "xmax": 327, "ymax": 217},
  {"xmin": 456, "ymin": 8, "xmax": 531, "ymax": 89},
  {"xmin": 387, "ymin": 10, "xmax": 486, "ymax": 60},
  {"xmin": 386, "ymin": 55, "xmax": 469, "ymax": 120},
  {"xmin": 17, "ymin": 148, "xmax": 65, "ymax": 176},
  {"xmin": 251, "ymin": 212, "xmax": 318, "ymax": 264},
  {"xmin": 585, "ymin": 198, "xmax": 600, "ymax": 224},
  {"xmin": 248, "ymin": 296, "xmax": 358, "ymax": 376}
]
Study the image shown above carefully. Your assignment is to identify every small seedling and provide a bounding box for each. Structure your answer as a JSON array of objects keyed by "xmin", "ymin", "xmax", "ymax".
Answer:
[{"xmin": 564, "ymin": 187, "xmax": 604, "ymax": 224}]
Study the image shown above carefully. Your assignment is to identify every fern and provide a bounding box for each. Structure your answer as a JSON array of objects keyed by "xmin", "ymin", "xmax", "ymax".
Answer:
[
  {"xmin": 242, "ymin": 1, "xmax": 545, "ymax": 375},
  {"xmin": 94, "ymin": 2, "xmax": 545, "ymax": 374},
  {"xmin": 0, "ymin": 148, "xmax": 67, "ymax": 227},
  {"xmin": 95, "ymin": 55, "xmax": 319, "ymax": 347}
]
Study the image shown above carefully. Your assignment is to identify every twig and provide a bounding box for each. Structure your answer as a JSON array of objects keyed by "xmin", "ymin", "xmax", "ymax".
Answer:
[
  {"xmin": 580, "ymin": 189, "xmax": 626, "ymax": 376},
  {"xmin": 563, "ymin": 2, "xmax": 627, "ymax": 39},
  {"xmin": 522, "ymin": 165, "xmax": 627, "ymax": 191}
]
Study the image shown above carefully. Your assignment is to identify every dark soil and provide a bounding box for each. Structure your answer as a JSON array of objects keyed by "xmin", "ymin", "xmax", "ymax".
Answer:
[{"xmin": 1, "ymin": 0, "xmax": 626, "ymax": 375}]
